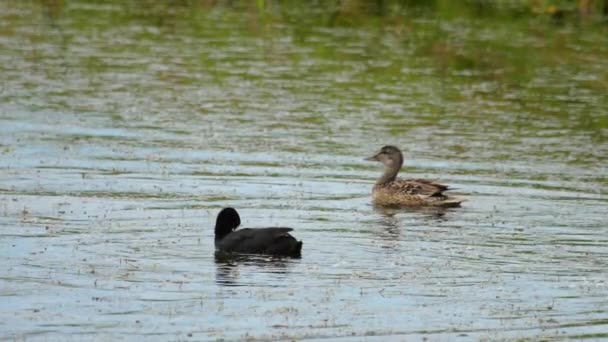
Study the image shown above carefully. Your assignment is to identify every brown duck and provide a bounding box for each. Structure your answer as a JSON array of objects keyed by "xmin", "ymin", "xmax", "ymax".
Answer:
[{"xmin": 365, "ymin": 145, "xmax": 463, "ymax": 208}]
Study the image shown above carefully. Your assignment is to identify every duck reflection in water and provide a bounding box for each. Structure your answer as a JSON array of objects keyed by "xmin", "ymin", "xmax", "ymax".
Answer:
[
  {"xmin": 370, "ymin": 204, "xmax": 452, "ymax": 251},
  {"xmin": 373, "ymin": 204, "xmax": 450, "ymax": 221}
]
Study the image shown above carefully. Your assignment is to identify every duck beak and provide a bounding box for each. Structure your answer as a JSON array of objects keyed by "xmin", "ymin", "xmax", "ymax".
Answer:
[{"xmin": 364, "ymin": 153, "xmax": 379, "ymax": 161}]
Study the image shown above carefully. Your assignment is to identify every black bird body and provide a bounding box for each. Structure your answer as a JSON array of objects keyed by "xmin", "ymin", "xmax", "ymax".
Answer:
[{"xmin": 214, "ymin": 208, "xmax": 302, "ymax": 257}]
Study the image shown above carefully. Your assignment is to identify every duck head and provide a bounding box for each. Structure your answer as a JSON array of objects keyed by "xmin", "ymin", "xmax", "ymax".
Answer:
[{"xmin": 365, "ymin": 145, "xmax": 404, "ymax": 169}]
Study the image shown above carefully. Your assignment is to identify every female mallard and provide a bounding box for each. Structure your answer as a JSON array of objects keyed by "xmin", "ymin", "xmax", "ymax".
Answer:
[{"xmin": 365, "ymin": 145, "xmax": 463, "ymax": 208}]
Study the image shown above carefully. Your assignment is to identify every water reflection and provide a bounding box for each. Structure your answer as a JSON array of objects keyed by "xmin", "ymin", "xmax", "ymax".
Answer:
[
  {"xmin": 371, "ymin": 211, "xmax": 401, "ymax": 250},
  {"xmin": 373, "ymin": 204, "xmax": 450, "ymax": 221},
  {"xmin": 372, "ymin": 208, "xmax": 401, "ymax": 236},
  {"xmin": 1, "ymin": 1, "xmax": 607, "ymax": 340},
  {"xmin": 370, "ymin": 205, "xmax": 455, "ymax": 251},
  {"xmin": 214, "ymin": 252, "xmax": 294, "ymax": 287}
]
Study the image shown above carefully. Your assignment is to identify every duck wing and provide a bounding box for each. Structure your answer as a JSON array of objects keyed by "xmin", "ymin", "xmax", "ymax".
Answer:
[
  {"xmin": 408, "ymin": 179, "xmax": 449, "ymax": 192},
  {"xmin": 389, "ymin": 179, "xmax": 448, "ymax": 197}
]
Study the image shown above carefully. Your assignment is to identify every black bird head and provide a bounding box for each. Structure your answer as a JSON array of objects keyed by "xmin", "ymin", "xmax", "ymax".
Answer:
[{"xmin": 215, "ymin": 207, "xmax": 241, "ymax": 241}]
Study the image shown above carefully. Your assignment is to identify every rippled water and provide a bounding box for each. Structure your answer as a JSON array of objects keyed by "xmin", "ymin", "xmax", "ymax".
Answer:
[{"xmin": 1, "ymin": 1, "xmax": 607, "ymax": 340}]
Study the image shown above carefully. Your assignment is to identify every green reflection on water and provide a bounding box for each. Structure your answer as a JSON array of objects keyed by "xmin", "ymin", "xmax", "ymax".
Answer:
[{"xmin": 1, "ymin": 0, "xmax": 606, "ymax": 166}]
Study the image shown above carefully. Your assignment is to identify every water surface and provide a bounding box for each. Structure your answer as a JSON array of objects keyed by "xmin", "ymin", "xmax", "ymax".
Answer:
[{"xmin": 1, "ymin": 1, "xmax": 607, "ymax": 340}]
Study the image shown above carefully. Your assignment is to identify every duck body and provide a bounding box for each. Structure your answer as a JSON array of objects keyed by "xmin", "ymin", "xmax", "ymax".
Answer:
[
  {"xmin": 366, "ymin": 146, "xmax": 463, "ymax": 208},
  {"xmin": 372, "ymin": 178, "xmax": 462, "ymax": 207},
  {"xmin": 214, "ymin": 208, "xmax": 302, "ymax": 257}
]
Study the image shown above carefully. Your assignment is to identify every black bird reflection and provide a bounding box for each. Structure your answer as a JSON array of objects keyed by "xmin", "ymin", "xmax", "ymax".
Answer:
[{"xmin": 214, "ymin": 252, "xmax": 295, "ymax": 287}]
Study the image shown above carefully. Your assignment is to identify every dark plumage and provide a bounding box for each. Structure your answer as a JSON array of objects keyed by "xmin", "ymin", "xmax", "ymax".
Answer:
[{"xmin": 214, "ymin": 208, "xmax": 302, "ymax": 257}]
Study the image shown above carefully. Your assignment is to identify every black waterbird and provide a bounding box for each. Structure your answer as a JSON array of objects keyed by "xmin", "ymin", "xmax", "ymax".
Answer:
[{"xmin": 214, "ymin": 208, "xmax": 302, "ymax": 257}]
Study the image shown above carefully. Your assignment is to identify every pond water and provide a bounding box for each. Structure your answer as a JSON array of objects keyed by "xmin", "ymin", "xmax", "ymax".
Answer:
[{"xmin": 1, "ymin": 1, "xmax": 607, "ymax": 340}]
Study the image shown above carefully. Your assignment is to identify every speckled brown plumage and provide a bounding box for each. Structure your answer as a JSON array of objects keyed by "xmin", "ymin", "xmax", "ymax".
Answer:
[{"xmin": 365, "ymin": 146, "xmax": 463, "ymax": 207}]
